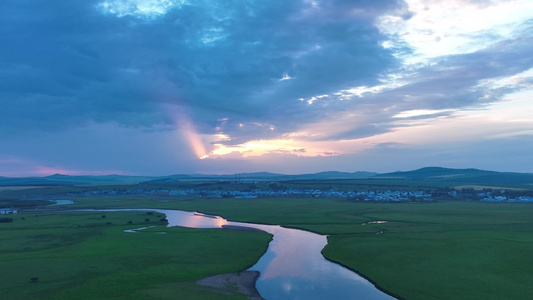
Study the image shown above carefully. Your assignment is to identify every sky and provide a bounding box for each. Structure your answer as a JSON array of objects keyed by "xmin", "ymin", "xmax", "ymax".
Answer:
[{"xmin": 1, "ymin": 0, "xmax": 533, "ymax": 177}]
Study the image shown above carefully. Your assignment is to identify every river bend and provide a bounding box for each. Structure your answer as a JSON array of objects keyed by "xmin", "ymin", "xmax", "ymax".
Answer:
[{"xmin": 93, "ymin": 209, "xmax": 396, "ymax": 300}]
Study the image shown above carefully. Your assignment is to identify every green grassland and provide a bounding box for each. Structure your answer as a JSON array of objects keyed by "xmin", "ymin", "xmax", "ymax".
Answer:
[
  {"xmin": 320, "ymin": 202, "xmax": 533, "ymax": 300},
  {"xmin": 0, "ymin": 211, "xmax": 272, "ymax": 300},
  {"xmin": 64, "ymin": 196, "xmax": 533, "ymax": 300},
  {"xmin": 3, "ymin": 186, "xmax": 533, "ymax": 300}
]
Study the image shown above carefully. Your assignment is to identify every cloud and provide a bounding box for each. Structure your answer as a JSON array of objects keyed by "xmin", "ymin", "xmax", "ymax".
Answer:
[
  {"xmin": 97, "ymin": 0, "xmax": 187, "ymax": 18},
  {"xmin": 377, "ymin": 0, "xmax": 533, "ymax": 63},
  {"xmin": 0, "ymin": 121, "xmax": 206, "ymax": 175},
  {"xmin": 319, "ymin": 27, "xmax": 533, "ymax": 139},
  {"xmin": 0, "ymin": 0, "xmax": 399, "ymax": 139},
  {"xmin": 1, "ymin": 0, "xmax": 532, "ymax": 175}
]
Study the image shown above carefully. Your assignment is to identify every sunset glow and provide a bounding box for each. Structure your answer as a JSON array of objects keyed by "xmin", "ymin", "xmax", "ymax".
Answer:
[
  {"xmin": 182, "ymin": 128, "xmax": 208, "ymax": 159},
  {"xmin": 1, "ymin": 0, "xmax": 532, "ymax": 176},
  {"xmin": 168, "ymin": 106, "xmax": 209, "ymax": 159}
]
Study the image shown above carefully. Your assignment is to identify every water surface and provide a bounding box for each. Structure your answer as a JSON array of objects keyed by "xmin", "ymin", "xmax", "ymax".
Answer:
[
  {"xmin": 49, "ymin": 199, "xmax": 75, "ymax": 206},
  {"xmin": 95, "ymin": 209, "xmax": 396, "ymax": 300}
]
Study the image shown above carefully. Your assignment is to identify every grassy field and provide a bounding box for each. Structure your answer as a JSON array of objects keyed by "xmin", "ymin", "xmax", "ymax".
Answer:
[
  {"xmin": 67, "ymin": 196, "xmax": 533, "ymax": 300},
  {"xmin": 320, "ymin": 202, "xmax": 533, "ymax": 300},
  {"xmin": 2, "ymin": 176, "xmax": 528, "ymax": 199},
  {"xmin": 5, "ymin": 193, "xmax": 533, "ymax": 300},
  {"xmin": 452, "ymin": 184, "xmax": 530, "ymax": 191},
  {"xmin": 0, "ymin": 211, "xmax": 272, "ymax": 300},
  {"xmin": 0, "ymin": 186, "xmax": 45, "ymax": 191}
]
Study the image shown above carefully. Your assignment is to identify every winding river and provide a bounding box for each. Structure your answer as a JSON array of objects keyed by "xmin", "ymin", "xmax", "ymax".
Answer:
[{"xmin": 92, "ymin": 209, "xmax": 395, "ymax": 300}]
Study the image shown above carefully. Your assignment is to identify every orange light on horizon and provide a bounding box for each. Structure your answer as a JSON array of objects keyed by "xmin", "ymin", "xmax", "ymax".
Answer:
[
  {"xmin": 167, "ymin": 105, "xmax": 209, "ymax": 160},
  {"xmin": 204, "ymin": 138, "xmax": 344, "ymax": 159},
  {"xmin": 182, "ymin": 128, "xmax": 208, "ymax": 159}
]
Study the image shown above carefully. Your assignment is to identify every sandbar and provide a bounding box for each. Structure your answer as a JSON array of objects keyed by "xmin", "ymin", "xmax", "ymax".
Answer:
[{"xmin": 197, "ymin": 270, "xmax": 264, "ymax": 300}]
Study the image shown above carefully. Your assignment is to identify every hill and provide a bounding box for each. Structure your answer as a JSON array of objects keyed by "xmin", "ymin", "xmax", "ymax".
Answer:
[
  {"xmin": 1, "ymin": 167, "xmax": 531, "ymax": 187},
  {"xmin": 375, "ymin": 167, "xmax": 533, "ymax": 185},
  {"xmin": 0, "ymin": 171, "xmax": 377, "ymax": 186},
  {"xmin": 142, "ymin": 171, "xmax": 378, "ymax": 183},
  {"xmin": 0, "ymin": 174, "xmax": 158, "ymax": 186}
]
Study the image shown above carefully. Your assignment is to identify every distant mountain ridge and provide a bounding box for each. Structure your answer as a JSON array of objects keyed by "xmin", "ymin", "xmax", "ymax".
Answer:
[
  {"xmin": 0, "ymin": 174, "xmax": 159, "ymax": 186},
  {"xmin": 0, "ymin": 167, "xmax": 531, "ymax": 186},
  {"xmin": 0, "ymin": 171, "xmax": 377, "ymax": 186},
  {"xmin": 142, "ymin": 171, "xmax": 377, "ymax": 183},
  {"xmin": 375, "ymin": 167, "xmax": 533, "ymax": 185},
  {"xmin": 273, "ymin": 171, "xmax": 378, "ymax": 180}
]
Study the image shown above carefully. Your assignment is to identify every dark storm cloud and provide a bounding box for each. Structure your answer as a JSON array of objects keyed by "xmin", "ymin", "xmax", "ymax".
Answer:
[
  {"xmin": 2, "ymin": 0, "xmax": 531, "ymax": 148},
  {"xmin": 0, "ymin": 0, "xmax": 400, "ymax": 137},
  {"xmin": 0, "ymin": 0, "xmax": 161, "ymax": 131}
]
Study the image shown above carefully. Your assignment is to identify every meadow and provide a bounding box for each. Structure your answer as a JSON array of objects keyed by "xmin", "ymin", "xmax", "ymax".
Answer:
[
  {"xmin": 3, "ymin": 189, "xmax": 533, "ymax": 299},
  {"xmin": 0, "ymin": 210, "xmax": 271, "ymax": 300},
  {"xmin": 65, "ymin": 196, "xmax": 533, "ymax": 300}
]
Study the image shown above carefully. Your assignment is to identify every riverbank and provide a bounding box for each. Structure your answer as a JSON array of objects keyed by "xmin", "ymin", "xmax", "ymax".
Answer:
[
  {"xmin": 197, "ymin": 271, "xmax": 264, "ymax": 300},
  {"xmin": 150, "ymin": 197, "xmax": 533, "ymax": 299},
  {"xmin": 0, "ymin": 211, "xmax": 272, "ymax": 299},
  {"xmin": 222, "ymin": 224, "xmax": 266, "ymax": 232}
]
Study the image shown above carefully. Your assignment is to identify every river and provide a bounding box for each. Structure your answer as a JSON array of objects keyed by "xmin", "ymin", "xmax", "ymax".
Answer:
[{"xmin": 92, "ymin": 208, "xmax": 396, "ymax": 300}]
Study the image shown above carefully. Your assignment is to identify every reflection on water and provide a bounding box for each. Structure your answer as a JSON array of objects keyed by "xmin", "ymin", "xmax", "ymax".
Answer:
[
  {"xmin": 245, "ymin": 225, "xmax": 326, "ymax": 280},
  {"xmin": 93, "ymin": 209, "xmax": 395, "ymax": 300},
  {"xmin": 163, "ymin": 209, "xmax": 228, "ymax": 228},
  {"xmin": 49, "ymin": 200, "xmax": 75, "ymax": 206},
  {"xmin": 240, "ymin": 224, "xmax": 395, "ymax": 300}
]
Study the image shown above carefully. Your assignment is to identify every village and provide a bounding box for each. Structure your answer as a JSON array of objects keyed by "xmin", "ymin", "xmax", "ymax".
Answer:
[
  {"xmin": 71, "ymin": 187, "xmax": 434, "ymax": 201},
  {"xmin": 3, "ymin": 186, "xmax": 533, "ymax": 215},
  {"xmin": 73, "ymin": 186, "xmax": 533, "ymax": 203}
]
